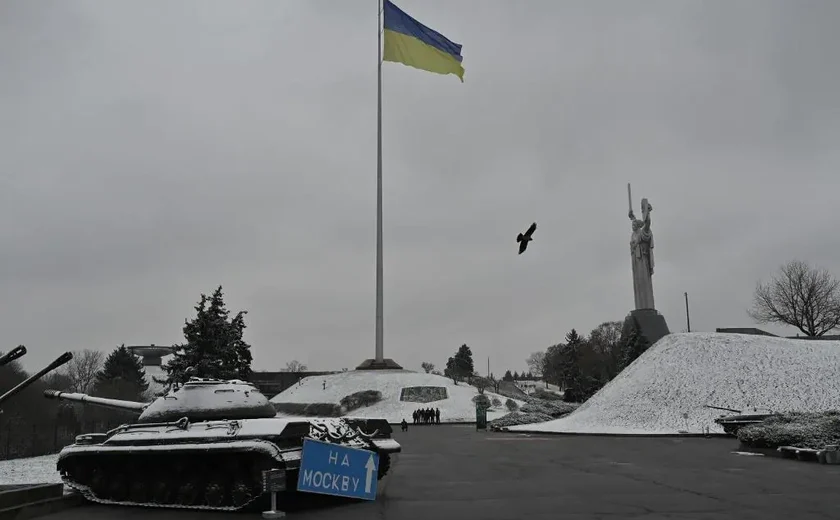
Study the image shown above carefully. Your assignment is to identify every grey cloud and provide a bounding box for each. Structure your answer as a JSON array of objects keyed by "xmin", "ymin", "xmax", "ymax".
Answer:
[{"xmin": 1, "ymin": 0, "xmax": 838, "ymax": 377}]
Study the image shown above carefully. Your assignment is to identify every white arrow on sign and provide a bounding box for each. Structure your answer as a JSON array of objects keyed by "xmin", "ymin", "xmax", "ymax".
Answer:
[{"xmin": 364, "ymin": 454, "xmax": 376, "ymax": 493}]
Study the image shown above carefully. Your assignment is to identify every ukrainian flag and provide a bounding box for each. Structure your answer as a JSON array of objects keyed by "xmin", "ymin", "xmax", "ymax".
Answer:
[{"xmin": 383, "ymin": 0, "xmax": 464, "ymax": 82}]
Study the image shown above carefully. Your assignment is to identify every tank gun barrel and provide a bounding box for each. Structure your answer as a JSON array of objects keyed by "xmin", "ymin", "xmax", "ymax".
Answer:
[
  {"xmin": 43, "ymin": 389, "xmax": 147, "ymax": 413},
  {"xmin": 0, "ymin": 351, "xmax": 73, "ymax": 408},
  {"xmin": 0, "ymin": 345, "xmax": 27, "ymax": 367}
]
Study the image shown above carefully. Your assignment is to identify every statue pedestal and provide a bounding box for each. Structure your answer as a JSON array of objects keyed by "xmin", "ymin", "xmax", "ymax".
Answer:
[
  {"xmin": 623, "ymin": 309, "xmax": 670, "ymax": 347},
  {"xmin": 355, "ymin": 358, "xmax": 404, "ymax": 370}
]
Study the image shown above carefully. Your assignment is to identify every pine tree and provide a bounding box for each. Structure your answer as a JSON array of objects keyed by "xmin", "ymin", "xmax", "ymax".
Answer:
[
  {"xmin": 159, "ymin": 286, "xmax": 254, "ymax": 388},
  {"xmin": 94, "ymin": 344, "xmax": 149, "ymax": 401},
  {"xmin": 503, "ymin": 370, "xmax": 513, "ymax": 381},
  {"xmin": 561, "ymin": 329, "xmax": 584, "ymax": 396},
  {"xmin": 454, "ymin": 344, "xmax": 474, "ymax": 377},
  {"xmin": 619, "ymin": 325, "xmax": 649, "ymax": 371}
]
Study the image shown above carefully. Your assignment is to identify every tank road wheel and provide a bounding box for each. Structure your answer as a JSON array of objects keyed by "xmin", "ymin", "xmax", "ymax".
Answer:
[
  {"xmin": 152, "ymin": 478, "xmax": 175, "ymax": 505},
  {"xmin": 108, "ymin": 473, "xmax": 129, "ymax": 502},
  {"xmin": 128, "ymin": 479, "xmax": 148, "ymax": 503},
  {"xmin": 203, "ymin": 473, "xmax": 227, "ymax": 508},
  {"xmin": 89, "ymin": 468, "xmax": 109, "ymax": 497},
  {"xmin": 177, "ymin": 478, "xmax": 202, "ymax": 506},
  {"xmin": 230, "ymin": 481, "xmax": 253, "ymax": 508}
]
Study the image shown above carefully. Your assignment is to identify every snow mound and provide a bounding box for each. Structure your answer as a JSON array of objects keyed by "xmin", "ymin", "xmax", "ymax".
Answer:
[
  {"xmin": 0, "ymin": 454, "xmax": 61, "ymax": 485},
  {"xmin": 270, "ymin": 370, "xmax": 522, "ymax": 424},
  {"xmin": 508, "ymin": 333, "xmax": 840, "ymax": 435}
]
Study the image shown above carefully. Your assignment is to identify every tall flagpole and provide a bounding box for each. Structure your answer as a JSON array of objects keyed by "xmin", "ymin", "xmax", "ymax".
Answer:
[{"xmin": 375, "ymin": 0, "xmax": 384, "ymax": 363}]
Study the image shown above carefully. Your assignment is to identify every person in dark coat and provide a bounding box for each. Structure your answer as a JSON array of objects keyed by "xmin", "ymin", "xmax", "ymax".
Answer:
[
  {"xmin": 435, "ymin": 407, "xmax": 440, "ymax": 424},
  {"xmin": 401, "ymin": 418, "xmax": 408, "ymax": 432}
]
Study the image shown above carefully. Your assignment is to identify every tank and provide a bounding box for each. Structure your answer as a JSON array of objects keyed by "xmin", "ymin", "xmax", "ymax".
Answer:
[
  {"xmin": 43, "ymin": 377, "xmax": 402, "ymax": 512},
  {"xmin": 0, "ymin": 349, "xmax": 73, "ymax": 410}
]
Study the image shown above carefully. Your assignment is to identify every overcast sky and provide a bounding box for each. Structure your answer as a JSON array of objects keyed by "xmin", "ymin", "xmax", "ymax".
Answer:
[{"xmin": 2, "ymin": 0, "xmax": 839, "ymax": 378}]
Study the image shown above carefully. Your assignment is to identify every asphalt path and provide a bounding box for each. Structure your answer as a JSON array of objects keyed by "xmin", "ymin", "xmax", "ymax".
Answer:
[{"xmin": 39, "ymin": 425, "xmax": 840, "ymax": 519}]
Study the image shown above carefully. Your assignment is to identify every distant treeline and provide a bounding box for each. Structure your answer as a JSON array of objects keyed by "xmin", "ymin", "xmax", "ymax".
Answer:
[{"xmin": 0, "ymin": 346, "xmax": 151, "ymax": 461}]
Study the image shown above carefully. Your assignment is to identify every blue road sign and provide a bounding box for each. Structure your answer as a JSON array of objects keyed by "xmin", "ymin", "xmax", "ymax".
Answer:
[{"xmin": 296, "ymin": 438, "xmax": 380, "ymax": 501}]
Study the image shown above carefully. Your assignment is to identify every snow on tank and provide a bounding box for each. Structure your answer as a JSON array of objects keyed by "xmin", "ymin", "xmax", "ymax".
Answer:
[{"xmin": 44, "ymin": 377, "xmax": 279, "ymax": 423}]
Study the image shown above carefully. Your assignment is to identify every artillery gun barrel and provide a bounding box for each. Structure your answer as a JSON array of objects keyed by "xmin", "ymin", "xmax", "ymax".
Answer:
[
  {"xmin": 0, "ymin": 351, "xmax": 74, "ymax": 408},
  {"xmin": 43, "ymin": 389, "xmax": 147, "ymax": 413},
  {"xmin": 0, "ymin": 345, "xmax": 27, "ymax": 367}
]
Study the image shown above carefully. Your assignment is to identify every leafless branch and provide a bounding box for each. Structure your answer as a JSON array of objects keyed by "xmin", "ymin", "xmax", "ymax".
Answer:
[
  {"xmin": 61, "ymin": 349, "xmax": 104, "ymax": 393},
  {"xmin": 747, "ymin": 260, "xmax": 840, "ymax": 336}
]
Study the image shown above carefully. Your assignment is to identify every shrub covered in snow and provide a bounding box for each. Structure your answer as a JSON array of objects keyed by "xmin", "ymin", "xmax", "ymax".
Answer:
[
  {"xmin": 737, "ymin": 411, "xmax": 840, "ymax": 449},
  {"xmin": 489, "ymin": 412, "xmax": 554, "ymax": 430},
  {"xmin": 273, "ymin": 402, "xmax": 342, "ymax": 417},
  {"xmin": 340, "ymin": 390, "xmax": 383, "ymax": 412},
  {"xmin": 487, "ymin": 398, "xmax": 577, "ymax": 430},
  {"xmin": 400, "ymin": 386, "xmax": 448, "ymax": 403},
  {"xmin": 521, "ymin": 399, "xmax": 578, "ymax": 417},
  {"xmin": 505, "ymin": 398, "xmax": 519, "ymax": 412},
  {"xmin": 533, "ymin": 388, "xmax": 564, "ymax": 401},
  {"xmin": 473, "ymin": 394, "xmax": 491, "ymax": 409}
]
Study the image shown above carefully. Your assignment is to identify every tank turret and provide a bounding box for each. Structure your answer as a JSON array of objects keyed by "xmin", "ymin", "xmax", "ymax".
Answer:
[
  {"xmin": 0, "ymin": 350, "xmax": 73, "ymax": 410},
  {"xmin": 0, "ymin": 345, "xmax": 27, "ymax": 367},
  {"xmin": 44, "ymin": 375, "xmax": 402, "ymax": 512},
  {"xmin": 44, "ymin": 377, "xmax": 278, "ymax": 423}
]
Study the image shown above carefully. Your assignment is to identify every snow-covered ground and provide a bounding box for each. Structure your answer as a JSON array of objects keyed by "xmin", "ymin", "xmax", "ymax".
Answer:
[
  {"xmin": 508, "ymin": 333, "xmax": 840, "ymax": 435},
  {"xmin": 0, "ymin": 454, "xmax": 61, "ymax": 485},
  {"xmin": 271, "ymin": 370, "xmax": 523, "ymax": 424}
]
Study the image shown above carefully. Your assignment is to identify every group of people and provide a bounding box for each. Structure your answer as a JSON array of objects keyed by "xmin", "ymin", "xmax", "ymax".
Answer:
[
  {"xmin": 413, "ymin": 407, "xmax": 440, "ymax": 425},
  {"xmin": 400, "ymin": 407, "xmax": 442, "ymax": 431}
]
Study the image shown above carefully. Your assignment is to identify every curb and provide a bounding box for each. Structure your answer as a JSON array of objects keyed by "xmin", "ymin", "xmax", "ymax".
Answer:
[
  {"xmin": 495, "ymin": 429, "xmax": 731, "ymax": 438},
  {"xmin": 0, "ymin": 492, "xmax": 85, "ymax": 520}
]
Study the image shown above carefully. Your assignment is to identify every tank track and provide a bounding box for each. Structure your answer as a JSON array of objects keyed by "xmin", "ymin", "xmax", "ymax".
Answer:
[
  {"xmin": 59, "ymin": 446, "xmax": 282, "ymax": 511},
  {"xmin": 59, "ymin": 442, "xmax": 392, "ymax": 511}
]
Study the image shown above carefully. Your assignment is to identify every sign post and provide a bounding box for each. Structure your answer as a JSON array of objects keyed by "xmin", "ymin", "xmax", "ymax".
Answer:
[
  {"xmin": 476, "ymin": 405, "xmax": 488, "ymax": 430},
  {"xmin": 296, "ymin": 438, "xmax": 380, "ymax": 501},
  {"xmin": 261, "ymin": 469, "xmax": 286, "ymax": 519}
]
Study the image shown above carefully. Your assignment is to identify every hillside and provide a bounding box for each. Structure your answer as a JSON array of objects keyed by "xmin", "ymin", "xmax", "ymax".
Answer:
[
  {"xmin": 271, "ymin": 370, "xmax": 522, "ymax": 424},
  {"xmin": 508, "ymin": 333, "xmax": 840, "ymax": 434}
]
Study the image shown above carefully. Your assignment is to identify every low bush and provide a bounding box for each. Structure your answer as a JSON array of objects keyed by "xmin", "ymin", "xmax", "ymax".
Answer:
[
  {"xmin": 472, "ymin": 394, "xmax": 491, "ymax": 409},
  {"xmin": 737, "ymin": 411, "xmax": 840, "ymax": 449},
  {"xmin": 273, "ymin": 402, "xmax": 343, "ymax": 417},
  {"xmin": 521, "ymin": 399, "xmax": 578, "ymax": 418},
  {"xmin": 488, "ymin": 412, "xmax": 554, "ymax": 430},
  {"xmin": 340, "ymin": 390, "xmax": 383, "ymax": 412},
  {"xmin": 491, "ymin": 397, "xmax": 502, "ymax": 407},
  {"xmin": 533, "ymin": 388, "xmax": 564, "ymax": 401},
  {"xmin": 505, "ymin": 398, "xmax": 519, "ymax": 412}
]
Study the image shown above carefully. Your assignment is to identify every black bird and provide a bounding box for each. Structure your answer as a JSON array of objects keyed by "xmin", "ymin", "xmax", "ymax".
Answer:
[{"xmin": 517, "ymin": 222, "xmax": 537, "ymax": 254}]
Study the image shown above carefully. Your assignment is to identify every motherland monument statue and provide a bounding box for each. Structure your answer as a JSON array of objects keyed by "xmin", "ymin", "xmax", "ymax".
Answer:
[{"xmin": 622, "ymin": 183, "xmax": 670, "ymax": 348}]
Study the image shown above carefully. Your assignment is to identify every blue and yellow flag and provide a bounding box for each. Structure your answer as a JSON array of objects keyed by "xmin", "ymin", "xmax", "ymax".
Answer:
[{"xmin": 383, "ymin": 0, "xmax": 464, "ymax": 82}]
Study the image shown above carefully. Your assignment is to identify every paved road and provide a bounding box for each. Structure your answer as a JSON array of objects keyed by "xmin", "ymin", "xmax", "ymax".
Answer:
[{"xmin": 40, "ymin": 425, "xmax": 840, "ymax": 519}]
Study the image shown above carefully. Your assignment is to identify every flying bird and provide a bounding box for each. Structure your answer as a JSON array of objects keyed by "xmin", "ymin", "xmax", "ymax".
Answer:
[{"xmin": 516, "ymin": 222, "xmax": 537, "ymax": 254}]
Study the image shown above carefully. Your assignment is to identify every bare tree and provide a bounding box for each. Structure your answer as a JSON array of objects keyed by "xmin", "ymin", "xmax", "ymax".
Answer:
[
  {"xmin": 62, "ymin": 349, "xmax": 104, "ymax": 393},
  {"xmin": 284, "ymin": 360, "xmax": 307, "ymax": 372},
  {"xmin": 487, "ymin": 373, "xmax": 501, "ymax": 393},
  {"xmin": 748, "ymin": 260, "xmax": 840, "ymax": 337},
  {"xmin": 420, "ymin": 361, "xmax": 435, "ymax": 373},
  {"xmin": 525, "ymin": 351, "xmax": 545, "ymax": 378},
  {"xmin": 472, "ymin": 376, "xmax": 490, "ymax": 394}
]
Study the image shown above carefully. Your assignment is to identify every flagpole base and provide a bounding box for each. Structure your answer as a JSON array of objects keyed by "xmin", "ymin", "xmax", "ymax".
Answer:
[{"xmin": 355, "ymin": 358, "xmax": 404, "ymax": 370}]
